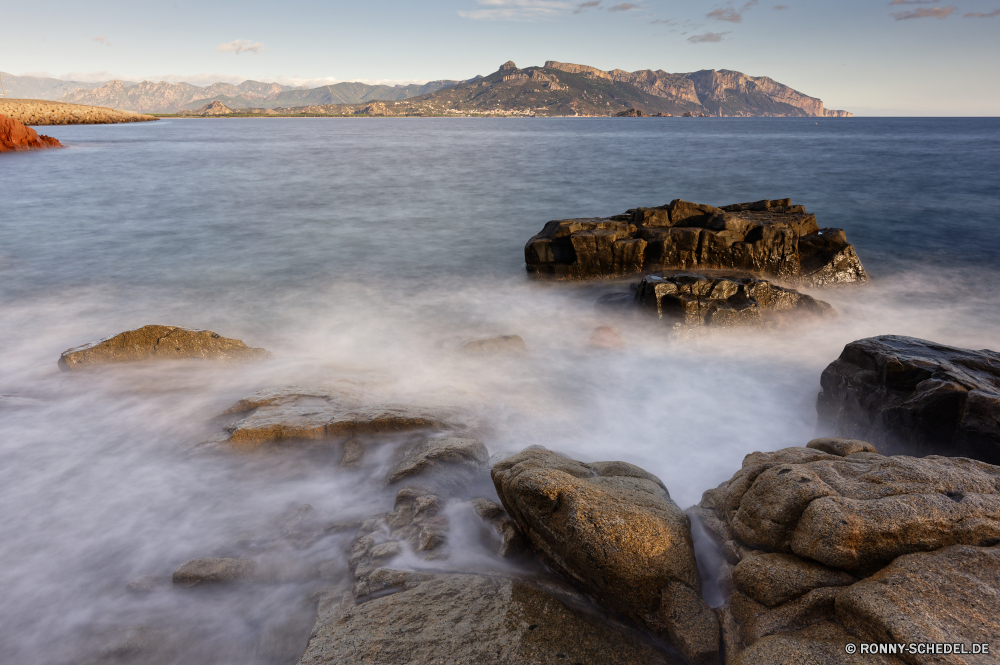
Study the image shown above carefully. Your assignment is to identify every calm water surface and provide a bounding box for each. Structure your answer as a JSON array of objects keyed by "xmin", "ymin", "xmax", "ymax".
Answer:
[{"xmin": 1, "ymin": 117, "xmax": 999, "ymax": 663}]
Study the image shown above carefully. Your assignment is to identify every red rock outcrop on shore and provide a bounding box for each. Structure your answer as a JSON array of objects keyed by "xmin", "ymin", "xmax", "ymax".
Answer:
[{"xmin": 0, "ymin": 114, "xmax": 61, "ymax": 152}]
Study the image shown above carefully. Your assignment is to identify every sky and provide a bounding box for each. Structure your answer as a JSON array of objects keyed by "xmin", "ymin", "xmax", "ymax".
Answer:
[{"xmin": 3, "ymin": 0, "xmax": 1000, "ymax": 115}]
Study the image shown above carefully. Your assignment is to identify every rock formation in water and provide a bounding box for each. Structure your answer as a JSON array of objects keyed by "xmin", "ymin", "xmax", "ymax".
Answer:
[
  {"xmin": 492, "ymin": 448, "xmax": 720, "ymax": 665},
  {"xmin": 525, "ymin": 199, "xmax": 868, "ymax": 286},
  {"xmin": 615, "ymin": 108, "xmax": 646, "ymax": 117},
  {"xmin": 57, "ymin": 324, "xmax": 270, "ymax": 370},
  {"xmin": 691, "ymin": 440, "xmax": 1000, "ymax": 663},
  {"xmin": 817, "ymin": 335, "xmax": 1000, "ymax": 464},
  {"xmin": 599, "ymin": 272, "xmax": 836, "ymax": 328},
  {"xmin": 0, "ymin": 114, "xmax": 61, "ymax": 152}
]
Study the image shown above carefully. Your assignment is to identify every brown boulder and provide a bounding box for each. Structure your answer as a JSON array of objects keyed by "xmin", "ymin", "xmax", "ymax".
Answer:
[
  {"xmin": 298, "ymin": 573, "xmax": 678, "ymax": 665},
  {"xmin": 0, "ymin": 113, "xmax": 61, "ymax": 152},
  {"xmin": 384, "ymin": 436, "xmax": 489, "ymax": 496},
  {"xmin": 58, "ymin": 324, "xmax": 270, "ymax": 370},
  {"xmin": 836, "ymin": 543, "xmax": 1000, "ymax": 664},
  {"xmin": 492, "ymin": 448, "xmax": 720, "ymax": 665},
  {"xmin": 525, "ymin": 198, "xmax": 868, "ymax": 285},
  {"xmin": 172, "ymin": 558, "xmax": 256, "ymax": 587}
]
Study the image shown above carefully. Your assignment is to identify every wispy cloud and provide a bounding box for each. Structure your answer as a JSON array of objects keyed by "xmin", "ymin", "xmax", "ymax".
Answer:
[
  {"xmin": 688, "ymin": 31, "xmax": 729, "ymax": 42},
  {"xmin": 964, "ymin": 8, "xmax": 1000, "ymax": 16},
  {"xmin": 573, "ymin": 0, "xmax": 601, "ymax": 12},
  {"xmin": 650, "ymin": 17, "xmax": 676, "ymax": 24},
  {"xmin": 773, "ymin": 4, "xmax": 788, "ymax": 9},
  {"xmin": 459, "ymin": 0, "xmax": 573, "ymax": 20},
  {"xmin": 891, "ymin": 5, "xmax": 956, "ymax": 18},
  {"xmin": 216, "ymin": 39, "xmax": 265, "ymax": 55},
  {"xmin": 707, "ymin": 0, "xmax": 758, "ymax": 22},
  {"xmin": 608, "ymin": 2, "xmax": 636, "ymax": 10},
  {"xmin": 92, "ymin": 36, "xmax": 111, "ymax": 46},
  {"xmin": 888, "ymin": 0, "xmax": 935, "ymax": 4}
]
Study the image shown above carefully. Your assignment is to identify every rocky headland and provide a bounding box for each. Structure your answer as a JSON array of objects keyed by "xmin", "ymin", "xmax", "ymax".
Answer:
[
  {"xmin": 0, "ymin": 99, "xmax": 157, "ymax": 125},
  {"xmin": 0, "ymin": 114, "xmax": 61, "ymax": 152},
  {"xmin": 525, "ymin": 198, "xmax": 868, "ymax": 286}
]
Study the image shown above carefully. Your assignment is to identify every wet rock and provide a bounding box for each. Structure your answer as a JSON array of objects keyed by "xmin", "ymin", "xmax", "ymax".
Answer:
[
  {"xmin": 58, "ymin": 324, "xmax": 270, "ymax": 370},
  {"xmin": 125, "ymin": 575, "xmax": 172, "ymax": 594},
  {"xmin": 0, "ymin": 113, "xmax": 61, "ymax": 152},
  {"xmin": 459, "ymin": 334, "xmax": 527, "ymax": 356},
  {"xmin": 817, "ymin": 335, "xmax": 1000, "ymax": 464},
  {"xmin": 836, "ymin": 543, "xmax": 1000, "ymax": 662},
  {"xmin": 0, "ymin": 394, "xmax": 45, "ymax": 408},
  {"xmin": 492, "ymin": 448, "xmax": 720, "ymax": 665},
  {"xmin": 297, "ymin": 573, "xmax": 679, "ymax": 665},
  {"xmin": 338, "ymin": 437, "xmax": 365, "ymax": 468},
  {"xmin": 587, "ymin": 325, "xmax": 626, "ymax": 348},
  {"xmin": 385, "ymin": 436, "xmax": 489, "ymax": 496},
  {"xmin": 213, "ymin": 385, "xmax": 461, "ymax": 451},
  {"xmin": 472, "ymin": 497, "xmax": 531, "ymax": 558},
  {"xmin": 525, "ymin": 198, "xmax": 868, "ymax": 285},
  {"xmin": 631, "ymin": 272, "xmax": 835, "ymax": 327},
  {"xmin": 806, "ymin": 437, "xmax": 877, "ymax": 457},
  {"xmin": 172, "ymin": 558, "xmax": 257, "ymax": 587}
]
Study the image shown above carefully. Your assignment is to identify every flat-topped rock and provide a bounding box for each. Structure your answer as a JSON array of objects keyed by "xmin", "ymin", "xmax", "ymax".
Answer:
[
  {"xmin": 214, "ymin": 385, "xmax": 464, "ymax": 451},
  {"xmin": 525, "ymin": 198, "xmax": 867, "ymax": 286},
  {"xmin": 492, "ymin": 448, "xmax": 720, "ymax": 665},
  {"xmin": 58, "ymin": 324, "xmax": 270, "ymax": 370},
  {"xmin": 627, "ymin": 272, "xmax": 835, "ymax": 327},
  {"xmin": 818, "ymin": 335, "xmax": 1000, "ymax": 464}
]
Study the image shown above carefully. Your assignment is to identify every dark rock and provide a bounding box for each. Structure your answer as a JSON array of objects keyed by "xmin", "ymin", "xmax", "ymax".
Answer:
[
  {"xmin": 459, "ymin": 334, "xmax": 527, "ymax": 356},
  {"xmin": 817, "ymin": 335, "xmax": 1000, "ymax": 464},
  {"xmin": 297, "ymin": 573, "xmax": 679, "ymax": 665},
  {"xmin": 632, "ymin": 272, "xmax": 835, "ymax": 327},
  {"xmin": 492, "ymin": 448, "xmax": 720, "ymax": 665},
  {"xmin": 524, "ymin": 199, "xmax": 868, "ymax": 285},
  {"xmin": 0, "ymin": 113, "xmax": 61, "ymax": 152},
  {"xmin": 806, "ymin": 437, "xmax": 877, "ymax": 457},
  {"xmin": 58, "ymin": 324, "xmax": 270, "ymax": 370},
  {"xmin": 385, "ymin": 436, "xmax": 489, "ymax": 496},
  {"xmin": 472, "ymin": 497, "xmax": 531, "ymax": 558},
  {"xmin": 615, "ymin": 108, "xmax": 646, "ymax": 117},
  {"xmin": 172, "ymin": 558, "xmax": 257, "ymax": 587},
  {"xmin": 836, "ymin": 543, "xmax": 1000, "ymax": 662}
]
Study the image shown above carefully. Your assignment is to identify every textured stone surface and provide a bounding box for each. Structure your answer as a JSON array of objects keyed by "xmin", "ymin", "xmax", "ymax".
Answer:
[
  {"xmin": 818, "ymin": 335, "xmax": 1000, "ymax": 464},
  {"xmin": 492, "ymin": 448, "xmax": 719, "ymax": 664},
  {"xmin": 732, "ymin": 553, "xmax": 856, "ymax": 608},
  {"xmin": 385, "ymin": 437, "xmax": 489, "ymax": 496},
  {"xmin": 525, "ymin": 198, "xmax": 867, "ymax": 285},
  {"xmin": 58, "ymin": 324, "xmax": 270, "ymax": 370},
  {"xmin": 0, "ymin": 113, "xmax": 61, "ymax": 152},
  {"xmin": 214, "ymin": 385, "xmax": 460, "ymax": 451},
  {"xmin": 0, "ymin": 100, "xmax": 156, "ymax": 125},
  {"xmin": 732, "ymin": 621, "xmax": 903, "ymax": 665},
  {"xmin": 172, "ymin": 558, "xmax": 256, "ymax": 587},
  {"xmin": 629, "ymin": 272, "xmax": 835, "ymax": 327},
  {"xmin": 298, "ymin": 573, "xmax": 678, "ymax": 665},
  {"xmin": 806, "ymin": 437, "xmax": 878, "ymax": 457},
  {"xmin": 837, "ymin": 543, "xmax": 1000, "ymax": 665}
]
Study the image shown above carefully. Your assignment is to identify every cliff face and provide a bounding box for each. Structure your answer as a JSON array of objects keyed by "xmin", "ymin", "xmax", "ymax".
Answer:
[{"xmin": 546, "ymin": 61, "xmax": 851, "ymax": 117}]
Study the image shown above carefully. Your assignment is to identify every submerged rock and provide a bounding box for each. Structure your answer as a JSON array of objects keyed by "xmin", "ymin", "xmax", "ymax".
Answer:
[
  {"xmin": 172, "ymin": 558, "xmax": 257, "ymax": 587},
  {"xmin": 298, "ymin": 573, "xmax": 677, "ymax": 665},
  {"xmin": 524, "ymin": 198, "xmax": 867, "ymax": 286},
  {"xmin": 459, "ymin": 335, "xmax": 527, "ymax": 356},
  {"xmin": 385, "ymin": 436, "xmax": 490, "ymax": 495},
  {"xmin": 58, "ymin": 324, "xmax": 270, "ymax": 370},
  {"xmin": 626, "ymin": 272, "xmax": 835, "ymax": 328},
  {"xmin": 817, "ymin": 335, "xmax": 1000, "ymax": 464},
  {"xmin": 0, "ymin": 114, "xmax": 61, "ymax": 152},
  {"xmin": 492, "ymin": 448, "xmax": 720, "ymax": 665},
  {"xmin": 213, "ymin": 385, "xmax": 462, "ymax": 451}
]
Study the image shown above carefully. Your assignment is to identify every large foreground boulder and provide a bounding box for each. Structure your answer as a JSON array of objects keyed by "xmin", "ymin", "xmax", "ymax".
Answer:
[
  {"xmin": 58, "ymin": 324, "xmax": 270, "ymax": 370},
  {"xmin": 0, "ymin": 113, "xmax": 61, "ymax": 152},
  {"xmin": 525, "ymin": 198, "xmax": 867, "ymax": 286},
  {"xmin": 298, "ymin": 573, "xmax": 677, "ymax": 665},
  {"xmin": 817, "ymin": 335, "xmax": 1000, "ymax": 464},
  {"xmin": 693, "ymin": 440, "xmax": 1000, "ymax": 663},
  {"xmin": 622, "ymin": 271, "xmax": 835, "ymax": 328},
  {"xmin": 492, "ymin": 448, "xmax": 720, "ymax": 665}
]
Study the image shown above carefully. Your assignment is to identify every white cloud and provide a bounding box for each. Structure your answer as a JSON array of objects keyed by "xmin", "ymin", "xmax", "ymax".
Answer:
[
  {"xmin": 574, "ymin": 0, "xmax": 601, "ymax": 12},
  {"xmin": 608, "ymin": 3, "xmax": 637, "ymax": 10},
  {"xmin": 688, "ymin": 31, "xmax": 729, "ymax": 42},
  {"xmin": 216, "ymin": 39, "xmax": 265, "ymax": 55},
  {"xmin": 459, "ymin": 0, "xmax": 574, "ymax": 20},
  {"xmin": 891, "ymin": 5, "xmax": 955, "ymax": 18},
  {"xmin": 965, "ymin": 8, "xmax": 1000, "ymax": 16}
]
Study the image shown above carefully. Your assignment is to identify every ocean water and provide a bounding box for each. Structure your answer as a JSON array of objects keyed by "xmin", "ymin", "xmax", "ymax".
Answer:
[{"xmin": 2, "ymin": 117, "xmax": 999, "ymax": 663}]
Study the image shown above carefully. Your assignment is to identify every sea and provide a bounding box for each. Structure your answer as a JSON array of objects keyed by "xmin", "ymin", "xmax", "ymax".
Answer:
[{"xmin": 1, "ymin": 117, "xmax": 999, "ymax": 663}]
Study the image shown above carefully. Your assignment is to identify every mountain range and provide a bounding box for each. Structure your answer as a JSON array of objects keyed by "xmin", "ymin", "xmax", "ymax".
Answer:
[{"xmin": 0, "ymin": 61, "xmax": 850, "ymax": 117}]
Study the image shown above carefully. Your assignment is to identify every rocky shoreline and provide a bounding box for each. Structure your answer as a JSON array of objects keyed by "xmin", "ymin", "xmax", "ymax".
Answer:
[
  {"xmin": 0, "ymin": 114, "xmax": 61, "ymax": 152},
  {"xmin": 0, "ymin": 99, "xmax": 157, "ymax": 125}
]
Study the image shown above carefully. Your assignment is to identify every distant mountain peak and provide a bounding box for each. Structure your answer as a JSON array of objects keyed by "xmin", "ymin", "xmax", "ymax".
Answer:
[{"xmin": 499, "ymin": 61, "xmax": 519, "ymax": 71}]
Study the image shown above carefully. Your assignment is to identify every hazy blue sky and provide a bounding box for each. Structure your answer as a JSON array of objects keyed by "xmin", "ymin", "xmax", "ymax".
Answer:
[{"xmin": 5, "ymin": 0, "xmax": 999, "ymax": 114}]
